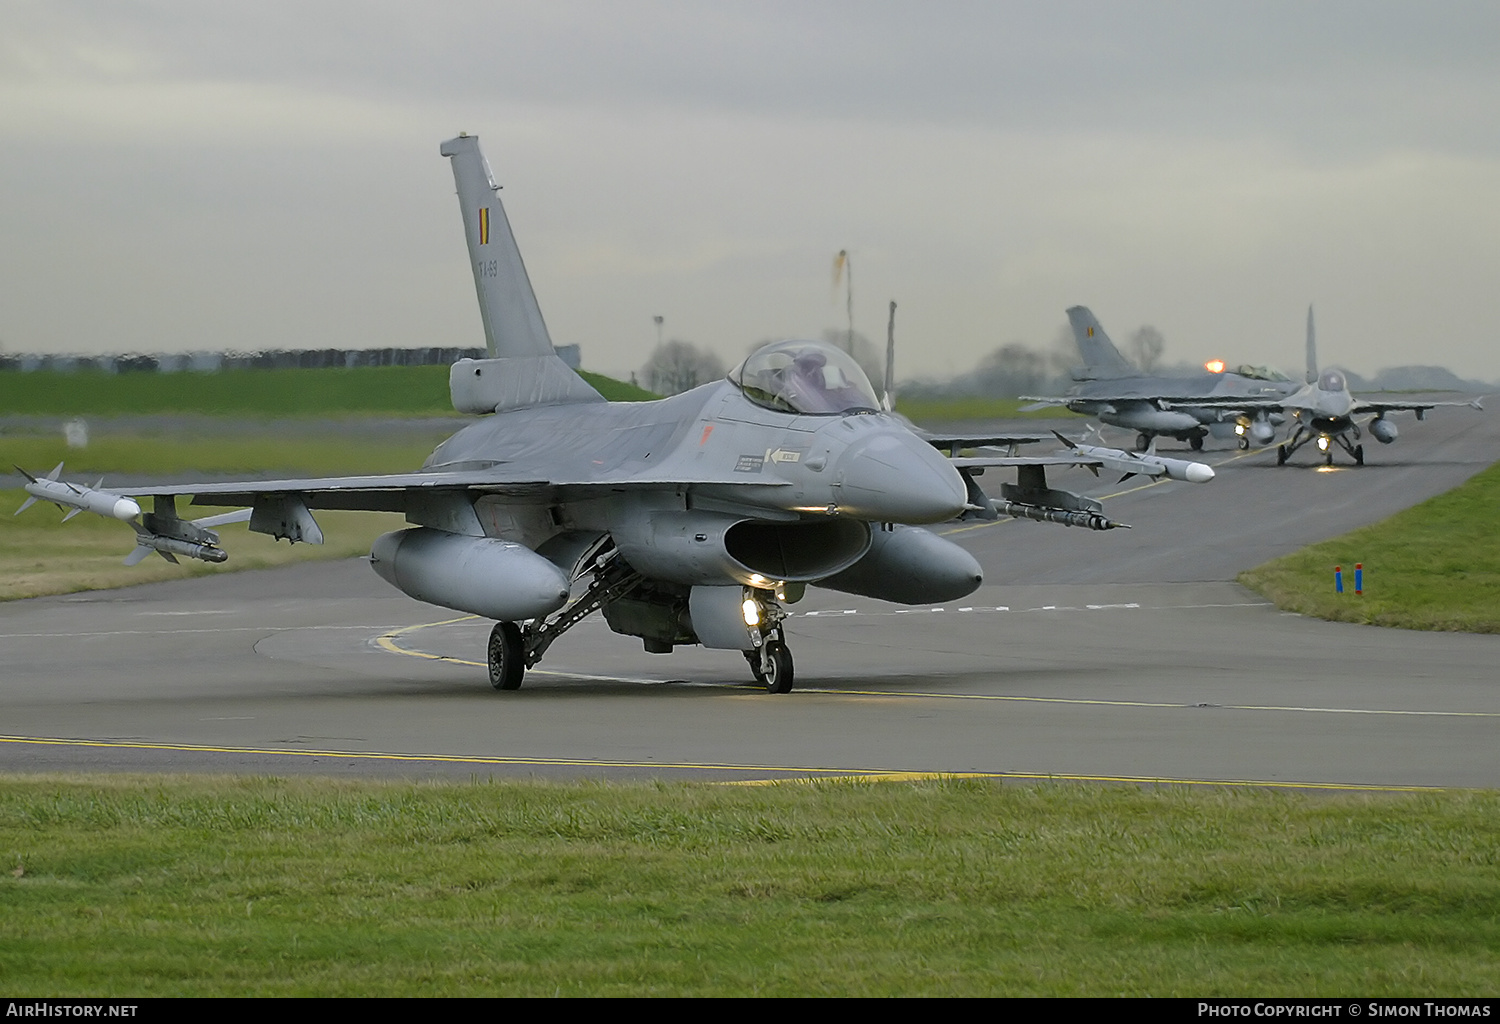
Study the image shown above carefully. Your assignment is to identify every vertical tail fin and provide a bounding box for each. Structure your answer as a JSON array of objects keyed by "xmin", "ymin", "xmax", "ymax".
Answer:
[
  {"xmin": 439, "ymin": 134, "xmax": 602, "ymax": 412},
  {"xmin": 1305, "ymin": 304, "xmax": 1318, "ymax": 385},
  {"xmin": 441, "ymin": 133, "xmax": 555, "ymax": 359},
  {"xmin": 1066, "ymin": 306, "xmax": 1136, "ymax": 378}
]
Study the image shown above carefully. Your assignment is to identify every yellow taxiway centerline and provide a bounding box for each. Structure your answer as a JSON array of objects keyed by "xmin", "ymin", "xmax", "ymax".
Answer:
[{"xmin": 0, "ymin": 734, "xmax": 1448, "ymax": 793}]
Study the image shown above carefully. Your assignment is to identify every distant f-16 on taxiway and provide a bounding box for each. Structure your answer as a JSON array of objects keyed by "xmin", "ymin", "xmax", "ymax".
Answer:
[
  {"xmin": 1165, "ymin": 307, "xmax": 1484, "ymax": 466},
  {"xmin": 16, "ymin": 134, "xmax": 1215, "ymax": 693},
  {"xmin": 1021, "ymin": 305, "xmax": 1298, "ymax": 452}
]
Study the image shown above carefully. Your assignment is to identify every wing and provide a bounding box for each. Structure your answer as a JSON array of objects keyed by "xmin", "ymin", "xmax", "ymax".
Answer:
[
  {"xmin": 1351, "ymin": 397, "xmax": 1485, "ymax": 417},
  {"xmin": 99, "ymin": 465, "xmax": 790, "ymax": 563},
  {"xmin": 119, "ymin": 466, "xmax": 787, "ymax": 511}
]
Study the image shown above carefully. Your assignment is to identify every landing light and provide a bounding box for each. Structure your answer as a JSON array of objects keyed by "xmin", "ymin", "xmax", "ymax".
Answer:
[
  {"xmin": 742, "ymin": 599, "xmax": 761, "ymax": 626},
  {"xmin": 1205, "ymin": 359, "xmax": 1226, "ymax": 374},
  {"xmin": 1234, "ymin": 423, "xmax": 1246, "ymax": 436},
  {"xmin": 1317, "ymin": 436, "xmax": 1330, "ymax": 451}
]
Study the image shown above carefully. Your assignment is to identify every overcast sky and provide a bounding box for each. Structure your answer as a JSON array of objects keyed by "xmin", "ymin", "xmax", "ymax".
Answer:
[{"xmin": 4, "ymin": 1, "xmax": 1499, "ymax": 382}]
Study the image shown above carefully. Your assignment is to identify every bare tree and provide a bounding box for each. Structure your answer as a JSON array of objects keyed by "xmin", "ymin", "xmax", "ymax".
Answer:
[
  {"xmin": 974, "ymin": 341, "xmax": 1048, "ymax": 397},
  {"xmin": 641, "ymin": 340, "xmax": 725, "ymax": 396},
  {"xmin": 1127, "ymin": 325, "xmax": 1165, "ymax": 373}
]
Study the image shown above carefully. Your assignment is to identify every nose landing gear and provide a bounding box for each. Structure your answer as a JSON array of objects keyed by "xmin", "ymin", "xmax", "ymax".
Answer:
[{"xmin": 742, "ymin": 590, "xmax": 795, "ymax": 693}]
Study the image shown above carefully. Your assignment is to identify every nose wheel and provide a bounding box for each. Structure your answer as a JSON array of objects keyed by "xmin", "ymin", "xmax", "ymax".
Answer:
[
  {"xmin": 756, "ymin": 640, "xmax": 794, "ymax": 693},
  {"xmin": 745, "ymin": 637, "xmax": 795, "ymax": 693}
]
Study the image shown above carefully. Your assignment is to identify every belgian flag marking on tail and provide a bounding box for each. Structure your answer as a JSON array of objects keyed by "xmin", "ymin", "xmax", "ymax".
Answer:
[{"xmin": 479, "ymin": 207, "xmax": 490, "ymax": 245}]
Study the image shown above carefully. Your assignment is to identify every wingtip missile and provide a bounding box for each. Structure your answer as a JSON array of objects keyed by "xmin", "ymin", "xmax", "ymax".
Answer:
[
  {"xmin": 1052, "ymin": 438, "xmax": 1215, "ymax": 484},
  {"xmin": 14, "ymin": 466, "xmax": 142, "ymax": 521}
]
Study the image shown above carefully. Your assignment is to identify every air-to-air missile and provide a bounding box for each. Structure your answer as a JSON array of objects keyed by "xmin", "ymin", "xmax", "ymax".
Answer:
[
  {"xmin": 15, "ymin": 463, "xmax": 246, "ymax": 564},
  {"xmin": 1051, "ymin": 432, "xmax": 1216, "ymax": 484},
  {"xmin": 15, "ymin": 462, "xmax": 141, "ymax": 521}
]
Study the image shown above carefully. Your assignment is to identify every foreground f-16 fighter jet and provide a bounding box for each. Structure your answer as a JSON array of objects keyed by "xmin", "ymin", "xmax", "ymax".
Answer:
[
  {"xmin": 1160, "ymin": 307, "xmax": 1484, "ymax": 467},
  {"xmin": 1021, "ymin": 306, "xmax": 1297, "ymax": 452},
  {"xmin": 16, "ymin": 135, "xmax": 1215, "ymax": 693}
]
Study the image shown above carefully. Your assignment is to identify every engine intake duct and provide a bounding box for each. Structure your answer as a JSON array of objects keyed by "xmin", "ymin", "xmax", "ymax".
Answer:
[{"xmin": 613, "ymin": 512, "xmax": 870, "ymax": 587}]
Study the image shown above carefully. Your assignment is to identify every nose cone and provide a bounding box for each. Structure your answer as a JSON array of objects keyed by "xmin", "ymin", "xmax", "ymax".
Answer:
[{"xmin": 834, "ymin": 430, "xmax": 968, "ymax": 523}]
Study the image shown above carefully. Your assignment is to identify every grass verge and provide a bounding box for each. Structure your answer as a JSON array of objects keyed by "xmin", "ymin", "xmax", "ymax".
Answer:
[
  {"xmin": 2, "ymin": 776, "xmax": 1497, "ymax": 996},
  {"xmin": 0, "ymin": 493, "xmax": 404, "ymax": 600},
  {"xmin": 1238, "ymin": 461, "xmax": 1500, "ymax": 632},
  {"xmin": 1, "ymin": 431, "xmax": 439, "ymax": 600},
  {"xmin": 0, "ymin": 366, "xmax": 655, "ymax": 418},
  {"xmin": 896, "ymin": 395, "xmax": 1085, "ymax": 423}
]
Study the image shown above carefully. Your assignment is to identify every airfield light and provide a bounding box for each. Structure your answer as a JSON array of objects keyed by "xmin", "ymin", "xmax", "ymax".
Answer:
[
  {"xmin": 742, "ymin": 598, "xmax": 762, "ymax": 627},
  {"xmin": 1205, "ymin": 359, "xmax": 1226, "ymax": 374}
]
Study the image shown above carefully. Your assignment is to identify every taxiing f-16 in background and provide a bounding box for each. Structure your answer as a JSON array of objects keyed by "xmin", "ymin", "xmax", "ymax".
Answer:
[
  {"xmin": 1022, "ymin": 306, "xmax": 1296, "ymax": 452},
  {"xmin": 15, "ymin": 135, "xmax": 1213, "ymax": 694},
  {"xmin": 1163, "ymin": 307, "xmax": 1484, "ymax": 467}
]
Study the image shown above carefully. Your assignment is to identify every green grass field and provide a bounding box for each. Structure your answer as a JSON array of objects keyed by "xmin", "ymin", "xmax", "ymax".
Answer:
[
  {"xmin": 894, "ymin": 395, "xmax": 1084, "ymax": 422},
  {"xmin": 1, "ymin": 431, "xmax": 442, "ymax": 599},
  {"xmin": 0, "ymin": 365, "xmax": 655, "ymax": 417},
  {"xmin": 1239, "ymin": 461, "xmax": 1500, "ymax": 632},
  {"xmin": 3, "ymin": 776, "xmax": 1497, "ymax": 996}
]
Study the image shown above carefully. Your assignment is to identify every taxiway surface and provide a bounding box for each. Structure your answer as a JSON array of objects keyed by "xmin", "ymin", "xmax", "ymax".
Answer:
[{"xmin": 3, "ymin": 409, "xmax": 1497, "ymax": 788}]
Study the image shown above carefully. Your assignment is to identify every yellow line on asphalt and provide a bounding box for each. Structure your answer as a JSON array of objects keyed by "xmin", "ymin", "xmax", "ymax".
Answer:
[
  {"xmin": 0, "ymin": 734, "xmax": 845, "ymax": 775},
  {"xmin": 807, "ymin": 688, "xmax": 1500, "ymax": 718},
  {"xmin": 0, "ymin": 735, "xmax": 1447, "ymax": 792},
  {"xmin": 375, "ymin": 615, "xmax": 479, "ymax": 663}
]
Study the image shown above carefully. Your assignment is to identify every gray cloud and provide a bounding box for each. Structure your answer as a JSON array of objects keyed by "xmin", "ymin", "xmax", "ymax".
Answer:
[{"xmin": 4, "ymin": 1, "xmax": 1500, "ymax": 381}]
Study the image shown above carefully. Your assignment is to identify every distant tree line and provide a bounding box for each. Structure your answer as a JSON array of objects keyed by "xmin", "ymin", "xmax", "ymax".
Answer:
[
  {"xmin": 636, "ymin": 325, "xmax": 1171, "ymax": 400},
  {"xmin": 0, "ymin": 345, "xmax": 582, "ymax": 373}
]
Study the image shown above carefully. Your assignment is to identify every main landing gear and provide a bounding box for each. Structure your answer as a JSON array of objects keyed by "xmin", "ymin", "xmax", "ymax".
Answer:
[
  {"xmin": 1274, "ymin": 423, "xmax": 1364, "ymax": 467},
  {"xmin": 488, "ymin": 621, "xmax": 524, "ymax": 690},
  {"xmin": 486, "ymin": 543, "xmax": 642, "ymax": 692},
  {"xmin": 482, "ymin": 543, "xmax": 799, "ymax": 695}
]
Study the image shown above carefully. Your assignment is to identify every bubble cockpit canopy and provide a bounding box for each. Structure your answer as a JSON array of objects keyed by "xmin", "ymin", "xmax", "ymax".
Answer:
[
  {"xmin": 729, "ymin": 340, "xmax": 882, "ymax": 415},
  {"xmin": 1318, "ymin": 369, "xmax": 1347, "ymax": 393}
]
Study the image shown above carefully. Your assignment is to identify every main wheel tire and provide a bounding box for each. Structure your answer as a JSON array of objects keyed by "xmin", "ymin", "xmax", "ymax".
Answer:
[
  {"xmin": 762, "ymin": 640, "xmax": 794, "ymax": 694},
  {"xmin": 1189, "ymin": 435, "xmax": 1204, "ymax": 451},
  {"xmin": 1135, "ymin": 433, "xmax": 1151, "ymax": 452},
  {"xmin": 488, "ymin": 621, "xmax": 525, "ymax": 691},
  {"xmin": 1276, "ymin": 444, "xmax": 1288, "ymax": 465},
  {"xmin": 1354, "ymin": 444, "xmax": 1364, "ymax": 466}
]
